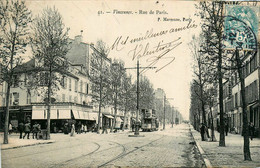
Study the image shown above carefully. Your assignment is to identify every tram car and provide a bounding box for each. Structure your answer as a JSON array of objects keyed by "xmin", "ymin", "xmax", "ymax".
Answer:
[{"xmin": 141, "ymin": 109, "xmax": 159, "ymax": 132}]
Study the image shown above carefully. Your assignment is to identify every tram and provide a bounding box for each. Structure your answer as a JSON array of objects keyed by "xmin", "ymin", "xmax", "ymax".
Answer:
[{"xmin": 141, "ymin": 109, "xmax": 159, "ymax": 132}]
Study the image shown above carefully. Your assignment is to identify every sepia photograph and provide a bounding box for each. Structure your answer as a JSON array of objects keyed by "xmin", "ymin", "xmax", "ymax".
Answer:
[{"xmin": 0, "ymin": 0, "xmax": 259, "ymax": 167}]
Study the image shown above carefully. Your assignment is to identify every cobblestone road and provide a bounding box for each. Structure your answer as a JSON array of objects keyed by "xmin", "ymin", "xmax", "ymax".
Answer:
[{"xmin": 2, "ymin": 124, "xmax": 204, "ymax": 168}]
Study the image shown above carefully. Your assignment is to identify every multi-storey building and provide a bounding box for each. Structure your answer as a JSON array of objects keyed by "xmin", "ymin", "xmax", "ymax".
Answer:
[{"xmin": 229, "ymin": 49, "xmax": 259, "ymax": 136}]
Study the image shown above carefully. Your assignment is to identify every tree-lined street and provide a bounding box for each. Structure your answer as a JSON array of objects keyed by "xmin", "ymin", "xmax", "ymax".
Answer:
[{"xmin": 2, "ymin": 124, "xmax": 204, "ymax": 168}]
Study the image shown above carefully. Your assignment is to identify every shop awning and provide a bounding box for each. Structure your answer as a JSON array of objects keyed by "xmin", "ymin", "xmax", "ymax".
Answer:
[
  {"xmin": 104, "ymin": 114, "xmax": 114, "ymax": 119},
  {"xmin": 50, "ymin": 109, "xmax": 57, "ymax": 119},
  {"xmin": 32, "ymin": 109, "xmax": 59, "ymax": 120},
  {"xmin": 89, "ymin": 112, "xmax": 98, "ymax": 121},
  {"xmin": 72, "ymin": 110, "xmax": 80, "ymax": 119},
  {"xmin": 57, "ymin": 109, "xmax": 71, "ymax": 119},
  {"xmin": 32, "ymin": 109, "xmax": 46, "ymax": 119}
]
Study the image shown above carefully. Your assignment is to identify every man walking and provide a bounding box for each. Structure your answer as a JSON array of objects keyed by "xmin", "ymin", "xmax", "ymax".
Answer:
[
  {"xmin": 249, "ymin": 122, "xmax": 255, "ymax": 140},
  {"xmin": 23, "ymin": 121, "xmax": 31, "ymax": 139},
  {"xmin": 18, "ymin": 122, "xmax": 24, "ymax": 139},
  {"xmin": 102, "ymin": 123, "xmax": 108, "ymax": 134},
  {"xmin": 32, "ymin": 122, "xmax": 40, "ymax": 139},
  {"xmin": 225, "ymin": 122, "xmax": 228, "ymax": 136},
  {"xmin": 200, "ymin": 123, "xmax": 205, "ymax": 141}
]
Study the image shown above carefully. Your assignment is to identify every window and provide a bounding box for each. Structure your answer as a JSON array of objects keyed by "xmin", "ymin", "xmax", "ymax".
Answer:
[
  {"xmin": 75, "ymin": 80, "xmax": 78, "ymax": 92},
  {"xmin": 235, "ymin": 93, "xmax": 238, "ymax": 108},
  {"xmin": 69, "ymin": 78, "xmax": 72, "ymax": 91},
  {"xmin": 85, "ymin": 83, "xmax": 88, "ymax": 94},
  {"xmin": 2, "ymin": 97, "xmax": 6, "ymax": 106},
  {"xmin": 12, "ymin": 92, "xmax": 19, "ymax": 105},
  {"xmin": 26, "ymin": 91, "xmax": 31, "ymax": 104},
  {"xmin": 61, "ymin": 76, "xmax": 67, "ymax": 89},
  {"xmin": 80, "ymin": 80, "xmax": 83, "ymax": 93},
  {"xmin": 80, "ymin": 94, "xmax": 83, "ymax": 104},
  {"xmin": 69, "ymin": 95, "xmax": 72, "ymax": 102}
]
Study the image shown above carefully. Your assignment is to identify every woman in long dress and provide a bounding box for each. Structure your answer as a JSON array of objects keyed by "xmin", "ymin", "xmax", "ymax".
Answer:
[{"xmin": 70, "ymin": 123, "xmax": 75, "ymax": 137}]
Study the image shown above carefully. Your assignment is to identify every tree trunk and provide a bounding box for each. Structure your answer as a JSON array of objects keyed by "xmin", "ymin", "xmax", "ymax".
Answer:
[
  {"xmin": 111, "ymin": 89, "xmax": 118, "ymax": 132},
  {"xmin": 97, "ymin": 56, "xmax": 104, "ymax": 134},
  {"xmin": 217, "ymin": 9, "xmax": 225, "ymax": 146},
  {"xmin": 210, "ymin": 106, "xmax": 216, "ymax": 141},
  {"xmin": 122, "ymin": 97, "xmax": 127, "ymax": 131},
  {"xmin": 46, "ymin": 71, "xmax": 52, "ymax": 140},
  {"xmin": 235, "ymin": 49, "xmax": 251, "ymax": 161},
  {"xmin": 4, "ymin": 24, "xmax": 17, "ymax": 144},
  {"xmin": 218, "ymin": 51, "xmax": 225, "ymax": 147},
  {"xmin": 3, "ymin": 82, "xmax": 11, "ymax": 144}
]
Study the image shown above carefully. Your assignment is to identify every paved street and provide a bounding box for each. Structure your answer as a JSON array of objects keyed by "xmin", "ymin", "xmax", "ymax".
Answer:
[{"xmin": 1, "ymin": 124, "xmax": 204, "ymax": 168}]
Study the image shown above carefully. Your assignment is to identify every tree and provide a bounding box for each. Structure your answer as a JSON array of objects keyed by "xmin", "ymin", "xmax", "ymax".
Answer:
[
  {"xmin": 89, "ymin": 40, "xmax": 110, "ymax": 134},
  {"xmin": 0, "ymin": 0, "xmax": 31, "ymax": 144},
  {"xmin": 189, "ymin": 80, "xmax": 202, "ymax": 131},
  {"xmin": 109, "ymin": 59, "xmax": 125, "ymax": 132},
  {"xmin": 121, "ymin": 73, "xmax": 135, "ymax": 131},
  {"xmin": 30, "ymin": 7, "xmax": 70, "ymax": 139},
  {"xmin": 189, "ymin": 35, "xmax": 208, "ymax": 126},
  {"xmin": 197, "ymin": 1, "xmax": 226, "ymax": 147},
  {"xmin": 137, "ymin": 76, "xmax": 155, "ymax": 110}
]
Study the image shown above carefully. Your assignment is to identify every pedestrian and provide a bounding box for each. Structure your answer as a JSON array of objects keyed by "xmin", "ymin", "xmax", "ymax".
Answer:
[
  {"xmin": 18, "ymin": 122, "xmax": 24, "ymax": 139},
  {"xmin": 9, "ymin": 122, "xmax": 13, "ymax": 135},
  {"xmin": 205, "ymin": 124, "xmax": 210, "ymax": 139},
  {"xmin": 131, "ymin": 121, "xmax": 135, "ymax": 132},
  {"xmin": 225, "ymin": 123, "xmax": 228, "ymax": 136},
  {"xmin": 32, "ymin": 122, "xmax": 39, "ymax": 139},
  {"xmin": 81, "ymin": 124, "xmax": 84, "ymax": 133},
  {"xmin": 200, "ymin": 123, "xmax": 205, "ymax": 141},
  {"xmin": 76, "ymin": 122, "xmax": 81, "ymax": 134},
  {"xmin": 23, "ymin": 121, "xmax": 31, "ymax": 139},
  {"xmin": 64, "ymin": 122, "xmax": 69, "ymax": 134},
  {"xmin": 249, "ymin": 122, "xmax": 255, "ymax": 140},
  {"xmin": 102, "ymin": 123, "xmax": 108, "ymax": 134},
  {"xmin": 70, "ymin": 123, "xmax": 75, "ymax": 137},
  {"xmin": 84, "ymin": 124, "xmax": 88, "ymax": 133}
]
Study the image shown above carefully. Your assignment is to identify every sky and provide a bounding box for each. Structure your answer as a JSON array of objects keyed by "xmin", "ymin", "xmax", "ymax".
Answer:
[{"xmin": 25, "ymin": 0, "xmax": 202, "ymax": 120}]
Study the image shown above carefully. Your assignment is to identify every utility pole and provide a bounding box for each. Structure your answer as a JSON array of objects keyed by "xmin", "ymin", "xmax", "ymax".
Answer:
[
  {"xmin": 136, "ymin": 59, "xmax": 140, "ymax": 135},
  {"xmin": 127, "ymin": 59, "xmax": 156, "ymax": 137}
]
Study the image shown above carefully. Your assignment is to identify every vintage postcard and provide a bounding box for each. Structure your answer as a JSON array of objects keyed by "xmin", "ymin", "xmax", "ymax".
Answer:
[{"xmin": 1, "ymin": 0, "xmax": 260, "ymax": 167}]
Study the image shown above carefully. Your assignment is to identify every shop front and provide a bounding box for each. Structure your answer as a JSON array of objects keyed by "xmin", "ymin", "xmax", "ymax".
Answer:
[
  {"xmin": 0, "ymin": 105, "xmax": 32, "ymax": 132},
  {"xmin": 31, "ymin": 103, "xmax": 95, "ymax": 133}
]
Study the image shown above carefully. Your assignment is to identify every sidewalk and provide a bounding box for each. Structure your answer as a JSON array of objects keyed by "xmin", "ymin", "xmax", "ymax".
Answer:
[
  {"xmin": 0, "ymin": 133, "xmax": 55, "ymax": 150},
  {"xmin": 190, "ymin": 125, "xmax": 260, "ymax": 168}
]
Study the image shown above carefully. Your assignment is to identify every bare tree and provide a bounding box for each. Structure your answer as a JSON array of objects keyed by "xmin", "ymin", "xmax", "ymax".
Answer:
[
  {"xmin": 109, "ymin": 59, "xmax": 125, "ymax": 132},
  {"xmin": 121, "ymin": 74, "xmax": 135, "ymax": 131},
  {"xmin": 0, "ymin": 0, "xmax": 31, "ymax": 144},
  {"xmin": 30, "ymin": 7, "xmax": 70, "ymax": 139},
  {"xmin": 197, "ymin": 1, "xmax": 226, "ymax": 147},
  {"xmin": 89, "ymin": 40, "xmax": 110, "ymax": 134}
]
